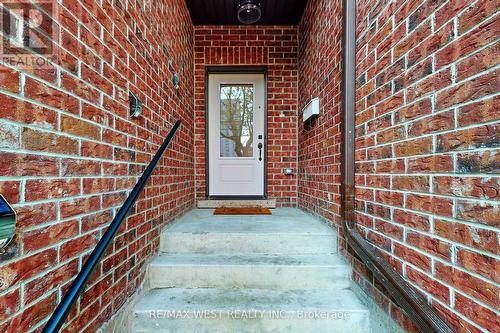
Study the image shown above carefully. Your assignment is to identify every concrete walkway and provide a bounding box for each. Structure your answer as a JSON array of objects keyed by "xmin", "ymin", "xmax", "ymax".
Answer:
[{"xmin": 131, "ymin": 209, "xmax": 371, "ymax": 332}]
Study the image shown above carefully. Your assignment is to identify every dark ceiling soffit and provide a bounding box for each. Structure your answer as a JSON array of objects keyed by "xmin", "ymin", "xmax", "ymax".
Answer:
[
  {"xmin": 340, "ymin": 1, "xmax": 453, "ymax": 332},
  {"xmin": 186, "ymin": 0, "xmax": 307, "ymax": 25}
]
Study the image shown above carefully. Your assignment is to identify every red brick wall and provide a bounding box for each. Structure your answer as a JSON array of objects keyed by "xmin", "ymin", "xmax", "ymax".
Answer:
[
  {"xmin": 298, "ymin": 0, "xmax": 344, "ymax": 222},
  {"xmin": 0, "ymin": 0, "xmax": 194, "ymax": 332},
  {"xmin": 194, "ymin": 26, "xmax": 298, "ymax": 206},
  {"xmin": 0, "ymin": 0, "xmax": 497, "ymax": 332},
  {"xmin": 300, "ymin": 0, "xmax": 499, "ymax": 332},
  {"xmin": 354, "ymin": 0, "xmax": 499, "ymax": 332}
]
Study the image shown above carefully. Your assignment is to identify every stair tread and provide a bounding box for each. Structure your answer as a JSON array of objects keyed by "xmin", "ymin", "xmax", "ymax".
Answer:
[
  {"xmin": 150, "ymin": 253, "xmax": 349, "ymax": 268},
  {"xmin": 164, "ymin": 208, "xmax": 336, "ymax": 235},
  {"xmin": 135, "ymin": 288, "xmax": 368, "ymax": 313},
  {"xmin": 133, "ymin": 209, "xmax": 371, "ymax": 332}
]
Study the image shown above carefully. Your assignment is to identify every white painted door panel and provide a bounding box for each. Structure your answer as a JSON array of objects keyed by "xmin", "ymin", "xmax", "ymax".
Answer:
[{"xmin": 208, "ymin": 73, "xmax": 265, "ymax": 196}]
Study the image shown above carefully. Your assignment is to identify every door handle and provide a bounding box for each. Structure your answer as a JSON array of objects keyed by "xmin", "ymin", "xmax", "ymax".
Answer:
[{"xmin": 258, "ymin": 143, "xmax": 263, "ymax": 161}]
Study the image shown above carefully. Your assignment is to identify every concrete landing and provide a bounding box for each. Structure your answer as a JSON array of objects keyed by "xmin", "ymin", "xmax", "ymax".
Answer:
[{"xmin": 160, "ymin": 208, "xmax": 337, "ymax": 254}]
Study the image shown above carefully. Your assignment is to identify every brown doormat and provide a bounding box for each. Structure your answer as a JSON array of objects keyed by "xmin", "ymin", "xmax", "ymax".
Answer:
[{"xmin": 214, "ymin": 207, "xmax": 272, "ymax": 215}]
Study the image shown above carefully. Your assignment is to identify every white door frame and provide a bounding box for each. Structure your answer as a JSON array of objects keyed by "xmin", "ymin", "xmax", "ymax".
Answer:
[{"xmin": 205, "ymin": 67, "xmax": 267, "ymax": 199}]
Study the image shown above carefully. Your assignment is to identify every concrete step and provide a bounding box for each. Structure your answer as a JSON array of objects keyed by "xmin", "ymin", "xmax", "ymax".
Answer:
[
  {"xmin": 133, "ymin": 288, "xmax": 371, "ymax": 333},
  {"xmin": 148, "ymin": 254, "xmax": 351, "ymax": 289},
  {"xmin": 160, "ymin": 209, "xmax": 337, "ymax": 254},
  {"xmin": 130, "ymin": 209, "xmax": 372, "ymax": 332}
]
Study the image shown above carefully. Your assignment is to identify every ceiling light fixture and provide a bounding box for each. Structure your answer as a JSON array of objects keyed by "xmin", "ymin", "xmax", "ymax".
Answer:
[{"xmin": 236, "ymin": 0, "xmax": 262, "ymax": 25}]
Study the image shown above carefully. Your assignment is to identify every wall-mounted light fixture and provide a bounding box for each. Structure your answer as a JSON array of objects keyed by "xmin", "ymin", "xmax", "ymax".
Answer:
[
  {"xmin": 129, "ymin": 92, "xmax": 143, "ymax": 118},
  {"xmin": 172, "ymin": 73, "xmax": 180, "ymax": 90},
  {"xmin": 236, "ymin": 0, "xmax": 262, "ymax": 25},
  {"xmin": 0, "ymin": 195, "xmax": 16, "ymax": 251}
]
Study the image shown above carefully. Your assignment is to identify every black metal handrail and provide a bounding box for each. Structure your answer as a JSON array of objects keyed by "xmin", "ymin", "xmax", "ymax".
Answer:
[
  {"xmin": 341, "ymin": 1, "xmax": 452, "ymax": 332},
  {"xmin": 42, "ymin": 120, "xmax": 182, "ymax": 333}
]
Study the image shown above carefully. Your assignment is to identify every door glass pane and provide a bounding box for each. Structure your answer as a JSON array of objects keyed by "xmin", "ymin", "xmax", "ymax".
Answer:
[{"xmin": 220, "ymin": 84, "xmax": 254, "ymax": 157}]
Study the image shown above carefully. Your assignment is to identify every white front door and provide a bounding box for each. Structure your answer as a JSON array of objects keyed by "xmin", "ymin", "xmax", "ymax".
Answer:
[{"xmin": 208, "ymin": 73, "xmax": 265, "ymax": 197}]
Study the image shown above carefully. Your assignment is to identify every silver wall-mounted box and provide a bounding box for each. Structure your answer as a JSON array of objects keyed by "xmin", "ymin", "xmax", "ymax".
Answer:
[{"xmin": 302, "ymin": 97, "xmax": 320, "ymax": 122}]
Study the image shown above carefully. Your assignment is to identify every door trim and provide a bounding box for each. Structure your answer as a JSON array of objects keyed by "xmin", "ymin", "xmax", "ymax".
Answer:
[{"xmin": 204, "ymin": 66, "xmax": 268, "ymax": 200}]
